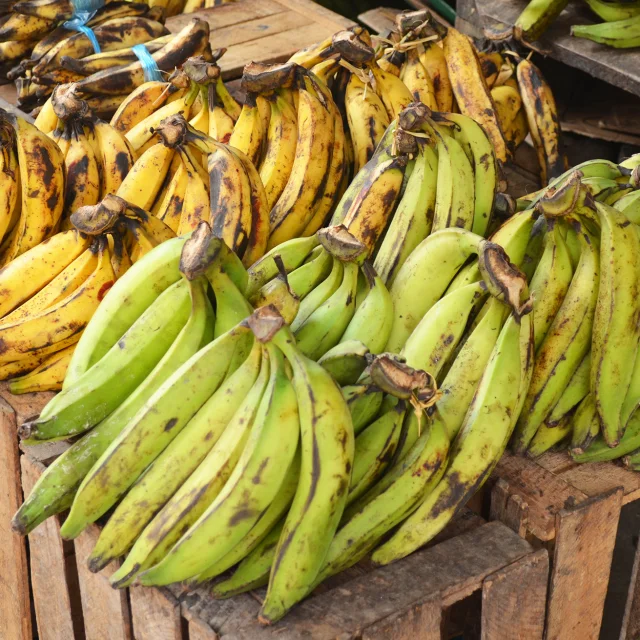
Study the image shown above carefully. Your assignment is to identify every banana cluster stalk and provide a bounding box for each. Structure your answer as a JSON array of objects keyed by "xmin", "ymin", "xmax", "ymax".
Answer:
[{"xmin": 0, "ymin": 190, "xmax": 174, "ymax": 391}]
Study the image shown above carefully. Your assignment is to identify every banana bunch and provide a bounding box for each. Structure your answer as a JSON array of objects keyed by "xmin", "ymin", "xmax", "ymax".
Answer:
[
  {"xmin": 0, "ymin": 107, "xmax": 65, "ymax": 262},
  {"xmin": 0, "ymin": 192, "xmax": 175, "ymax": 392}
]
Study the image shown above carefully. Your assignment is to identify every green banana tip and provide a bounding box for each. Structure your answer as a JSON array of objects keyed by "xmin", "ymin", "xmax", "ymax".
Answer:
[
  {"xmin": 10, "ymin": 514, "xmax": 27, "ymax": 536},
  {"xmin": 110, "ymin": 564, "xmax": 141, "ymax": 589}
]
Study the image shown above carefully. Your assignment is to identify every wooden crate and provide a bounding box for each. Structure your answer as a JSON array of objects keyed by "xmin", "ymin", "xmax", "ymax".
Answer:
[
  {"xmin": 488, "ymin": 452, "xmax": 640, "ymax": 640},
  {"xmin": 0, "ymin": 0, "xmax": 355, "ymax": 107},
  {"xmin": 0, "ymin": 386, "xmax": 549, "ymax": 639}
]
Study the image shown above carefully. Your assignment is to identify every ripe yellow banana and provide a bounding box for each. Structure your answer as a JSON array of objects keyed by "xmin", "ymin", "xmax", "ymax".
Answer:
[
  {"xmin": 228, "ymin": 93, "xmax": 266, "ymax": 167},
  {"xmin": 401, "ymin": 46, "xmax": 438, "ymax": 110},
  {"xmin": 419, "ymin": 40, "xmax": 453, "ymax": 111},
  {"xmin": 110, "ymin": 81, "xmax": 177, "ymax": 133}
]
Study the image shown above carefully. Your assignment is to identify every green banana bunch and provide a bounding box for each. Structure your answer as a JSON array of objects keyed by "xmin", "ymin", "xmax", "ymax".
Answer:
[
  {"xmin": 572, "ymin": 14, "xmax": 640, "ymax": 47},
  {"xmin": 585, "ymin": 0, "xmax": 640, "ymax": 22},
  {"xmin": 514, "ymin": 0, "xmax": 570, "ymax": 42}
]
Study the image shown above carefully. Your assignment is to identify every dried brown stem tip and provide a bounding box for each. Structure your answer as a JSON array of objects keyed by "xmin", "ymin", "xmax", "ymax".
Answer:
[
  {"xmin": 71, "ymin": 194, "xmax": 125, "ymax": 234},
  {"xmin": 368, "ymin": 353, "xmax": 436, "ymax": 401},
  {"xmin": 398, "ymin": 102, "xmax": 431, "ymax": 131},
  {"xmin": 241, "ymin": 62, "xmax": 298, "ymax": 94},
  {"xmin": 179, "ymin": 221, "xmax": 224, "ymax": 280},
  {"xmin": 51, "ymin": 83, "xmax": 88, "ymax": 120},
  {"xmin": 317, "ymin": 225, "xmax": 367, "ymax": 263},
  {"xmin": 331, "ymin": 29, "xmax": 375, "ymax": 65},
  {"xmin": 182, "ymin": 56, "xmax": 220, "ymax": 85},
  {"xmin": 246, "ymin": 305, "xmax": 286, "ymax": 343},
  {"xmin": 478, "ymin": 241, "xmax": 532, "ymax": 318},
  {"xmin": 535, "ymin": 171, "xmax": 584, "ymax": 218},
  {"xmin": 153, "ymin": 113, "xmax": 189, "ymax": 148}
]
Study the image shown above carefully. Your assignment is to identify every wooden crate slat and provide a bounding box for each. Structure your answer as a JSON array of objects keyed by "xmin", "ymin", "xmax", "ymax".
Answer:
[
  {"xmin": 207, "ymin": 10, "xmax": 311, "ymax": 51},
  {"xmin": 21, "ymin": 455, "xmax": 77, "ymax": 640},
  {"xmin": 218, "ymin": 521, "xmax": 534, "ymax": 639},
  {"xmin": 545, "ymin": 486, "xmax": 623, "ymax": 640},
  {"xmin": 534, "ymin": 451, "xmax": 577, "ymax": 475},
  {"xmin": 0, "ymin": 383, "xmax": 54, "ymax": 425},
  {"xmin": 556, "ymin": 461, "xmax": 640, "ymax": 505},
  {"xmin": 492, "ymin": 453, "xmax": 588, "ymax": 541},
  {"xmin": 0, "ymin": 401, "xmax": 32, "ymax": 640},
  {"xmin": 130, "ymin": 585, "xmax": 184, "ymax": 640},
  {"xmin": 276, "ymin": 0, "xmax": 354, "ymax": 30},
  {"xmin": 358, "ymin": 7, "xmax": 398, "ymax": 35},
  {"xmin": 360, "ymin": 594, "xmax": 442, "ymax": 640},
  {"xmin": 480, "ymin": 548, "xmax": 548, "ymax": 640},
  {"xmin": 188, "ymin": 615, "xmax": 220, "ymax": 640},
  {"xmin": 75, "ymin": 524, "xmax": 133, "ymax": 640}
]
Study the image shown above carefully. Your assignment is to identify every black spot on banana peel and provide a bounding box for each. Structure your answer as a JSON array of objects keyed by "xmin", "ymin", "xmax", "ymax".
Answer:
[
  {"xmin": 478, "ymin": 241, "xmax": 532, "ymax": 319},
  {"xmin": 317, "ymin": 225, "xmax": 367, "ymax": 264}
]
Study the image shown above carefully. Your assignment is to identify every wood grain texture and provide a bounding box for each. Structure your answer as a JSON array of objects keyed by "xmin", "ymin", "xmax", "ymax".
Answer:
[
  {"xmin": 361, "ymin": 595, "xmax": 442, "ymax": 640},
  {"xmin": 621, "ymin": 532, "xmax": 640, "ymax": 640},
  {"xmin": 0, "ymin": 381, "xmax": 54, "ymax": 425},
  {"xmin": 358, "ymin": 7, "xmax": 397, "ymax": 35},
  {"xmin": 545, "ymin": 487, "xmax": 623, "ymax": 640},
  {"xmin": 187, "ymin": 615, "xmax": 219, "ymax": 640},
  {"xmin": 0, "ymin": 401, "xmax": 32, "ymax": 640},
  {"xmin": 481, "ymin": 549, "xmax": 548, "ymax": 640},
  {"xmin": 492, "ymin": 453, "xmax": 587, "ymax": 541},
  {"xmin": 21, "ymin": 455, "xmax": 77, "ymax": 640},
  {"xmin": 75, "ymin": 524, "xmax": 133, "ymax": 640},
  {"xmin": 556, "ymin": 461, "xmax": 640, "ymax": 505},
  {"xmin": 474, "ymin": 0, "xmax": 640, "ymax": 97},
  {"xmin": 130, "ymin": 585, "xmax": 183, "ymax": 640}
]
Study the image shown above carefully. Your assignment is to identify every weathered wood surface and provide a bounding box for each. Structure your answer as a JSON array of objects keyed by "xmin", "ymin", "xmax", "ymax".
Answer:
[
  {"xmin": 545, "ymin": 487, "xmax": 623, "ymax": 640},
  {"xmin": 130, "ymin": 585, "xmax": 183, "ymax": 640},
  {"xmin": 621, "ymin": 532, "xmax": 640, "ymax": 640},
  {"xmin": 473, "ymin": 0, "xmax": 640, "ymax": 98},
  {"xmin": 0, "ymin": 400, "xmax": 32, "ymax": 640},
  {"xmin": 167, "ymin": 0, "xmax": 355, "ymax": 80},
  {"xmin": 481, "ymin": 548, "xmax": 548, "ymax": 640}
]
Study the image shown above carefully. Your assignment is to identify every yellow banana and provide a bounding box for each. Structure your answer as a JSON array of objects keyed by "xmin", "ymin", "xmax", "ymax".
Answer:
[
  {"xmin": 419, "ymin": 40, "xmax": 453, "ymax": 111},
  {"xmin": 8, "ymin": 342, "xmax": 76, "ymax": 393},
  {"xmin": 401, "ymin": 47, "xmax": 438, "ymax": 110}
]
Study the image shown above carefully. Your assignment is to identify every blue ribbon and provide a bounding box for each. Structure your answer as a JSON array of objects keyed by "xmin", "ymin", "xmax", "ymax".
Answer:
[
  {"xmin": 63, "ymin": 0, "xmax": 104, "ymax": 54},
  {"xmin": 132, "ymin": 44, "xmax": 163, "ymax": 82}
]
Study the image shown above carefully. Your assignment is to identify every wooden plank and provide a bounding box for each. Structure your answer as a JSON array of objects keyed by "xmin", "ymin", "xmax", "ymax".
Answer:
[
  {"xmin": 556, "ymin": 462, "xmax": 640, "ymax": 505},
  {"xmin": 0, "ymin": 401, "xmax": 32, "ymax": 640},
  {"xmin": 492, "ymin": 453, "xmax": 588, "ymax": 541},
  {"xmin": 219, "ymin": 521, "xmax": 534, "ymax": 639},
  {"xmin": 535, "ymin": 451, "xmax": 576, "ymax": 475},
  {"xmin": 75, "ymin": 524, "xmax": 133, "ymax": 640},
  {"xmin": 276, "ymin": 0, "xmax": 354, "ymax": 30},
  {"xmin": 130, "ymin": 585, "xmax": 183, "ymax": 640},
  {"xmin": 474, "ymin": 0, "xmax": 640, "ymax": 98},
  {"xmin": 621, "ymin": 531, "xmax": 640, "ymax": 640},
  {"xmin": 481, "ymin": 549, "xmax": 548, "ymax": 640},
  {"xmin": 0, "ymin": 382, "xmax": 54, "ymax": 425},
  {"xmin": 361, "ymin": 594, "xmax": 442, "ymax": 640},
  {"xmin": 358, "ymin": 7, "xmax": 398, "ymax": 35},
  {"xmin": 188, "ymin": 615, "xmax": 219, "ymax": 640},
  {"xmin": 21, "ymin": 455, "xmax": 77, "ymax": 640},
  {"xmin": 545, "ymin": 487, "xmax": 623, "ymax": 640}
]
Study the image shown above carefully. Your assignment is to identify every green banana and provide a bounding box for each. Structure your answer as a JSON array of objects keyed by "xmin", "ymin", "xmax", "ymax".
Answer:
[
  {"xmin": 515, "ymin": 0, "xmax": 570, "ymax": 41},
  {"xmin": 318, "ymin": 340, "xmax": 369, "ymax": 386},
  {"xmin": 585, "ymin": 0, "xmax": 640, "ymax": 22},
  {"xmin": 59, "ymin": 323, "xmax": 252, "ymax": 540},
  {"xmin": 527, "ymin": 416, "xmax": 572, "ymax": 458},
  {"xmin": 614, "ymin": 189, "xmax": 640, "ymax": 224},
  {"xmin": 110, "ymin": 344, "xmax": 271, "ymax": 587},
  {"xmin": 11, "ymin": 277, "xmax": 214, "ymax": 536},
  {"xmin": 569, "ymin": 394, "xmax": 601, "ymax": 455},
  {"xmin": 87, "ymin": 341, "xmax": 263, "ymax": 573},
  {"xmin": 22, "ymin": 278, "xmax": 193, "ymax": 443},
  {"xmin": 545, "ymin": 351, "xmax": 591, "ymax": 426},
  {"xmin": 621, "ymin": 346, "xmax": 640, "ymax": 429},
  {"xmin": 286, "ymin": 246, "xmax": 332, "ymax": 299},
  {"xmin": 572, "ymin": 15, "xmax": 640, "ymax": 47},
  {"xmin": 344, "ymin": 383, "xmax": 384, "ymax": 434},
  {"xmin": 138, "ymin": 343, "xmax": 299, "ymax": 586},
  {"xmin": 572, "ymin": 411, "xmax": 640, "ymax": 462}
]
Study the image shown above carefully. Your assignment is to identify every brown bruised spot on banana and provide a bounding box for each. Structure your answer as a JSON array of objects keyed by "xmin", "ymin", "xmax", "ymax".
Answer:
[
  {"xmin": 178, "ymin": 220, "xmax": 225, "ymax": 281},
  {"xmin": 367, "ymin": 353, "xmax": 438, "ymax": 406},
  {"xmin": 478, "ymin": 241, "xmax": 533, "ymax": 319}
]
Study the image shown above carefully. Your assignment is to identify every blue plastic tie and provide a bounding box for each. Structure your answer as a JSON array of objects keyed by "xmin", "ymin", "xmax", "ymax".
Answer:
[
  {"xmin": 132, "ymin": 44, "xmax": 163, "ymax": 82},
  {"xmin": 63, "ymin": 0, "xmax": 104, "ymax": 54}
]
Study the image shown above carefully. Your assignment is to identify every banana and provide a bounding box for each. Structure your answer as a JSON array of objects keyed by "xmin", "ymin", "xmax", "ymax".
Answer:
[
  {"xmin": 517, "ymin": 58, "xmax": 564, "ymax": 185},
  {"xmin": 138, "ymin": 341, "xmax": 299, "ymax": 587},
  {"xmin": 370, "ymin": 63, "xmax": 414, "ymax": 120},
  {"xmin": 431, "ymin": 128, "xmax": 475, "ymax": 233},
  {"xmin": 491, "ymin": 85, "xmax": 522, "ymax": 151},
  {"xmin": 268, "ymin": 86, "xmax": 333, "ymax": 249},
  {"xmin": 345, "ymin": 73, "xmax": 389, "ymax": 174},
  {"xmin": 177, "ymin": 148, "xmax": 210, "ymax": 236},
  {"xmin": 590, "ymin": 201, "xmax": 640, "ymax": 445},
  {"xmin": 286, "ymin": 245, "xmax": 333, "ymax": 299},
  {"xmin": 229, "ymin": 93, "xmax": 266, "ymax": 167},
  {"xmin": 400, "ymin": 46, "xmax": 437, "ymax": 109},
  {"xmin": 528, "ymin": 221, "xmax": 574, "ymax": 350},
  {"xmin": 294, "ymin": 260, "xmax": 359, "ymax": 360},
  {"xmin": 109, "ymin": 342, "xmax": 271, "ymax": 587},
  {"xmin": 215, "ymin": 75, "xmax": 242, "ymax": 121},
  {"xmin": 572, "ymin": 15, "xmax": 640, "ymax": 47},
  {"xmin": 512, "ymin": 225, "xmax": 599, "ymax": 452},
  {"xmin": 514, "ymin": 0, "xmax": 570, "ymax": 42},
  {"xmin": 155, "ymin": 162, "xmax": 188, "ymax": 233},
  {"xmin": 88, "ymin": 340, "xmax": 262, "ymax": 573},
  {"xmin": 572, "ymin": 412, "xmax": 640, "ymax": 463},
  {"xmin": 8, "ymin": 342, "xmax": 75, "ymax": 393},
  {"xmin": 585, "ymin": 0, "xmax": 640, "ymax": 22},
  {"xmin": 545, "ymin": 351, "xmax": 591, "ymax": 426},
  {"xmin": 0, "ymin": 229, "xmax": 90, "ymax": 317},
  {"xmin": 402, "ymin": 281, "xmax": 488, "ymax": 377},
  {"xmin": 259, "ymin": 315, "xmax": 354, "ymax": 624},
  {"xmin": 22, "ymin": 278, "xmax": 194, "ymax": 443},
  {"xmin": 437, "ymin": 297, "xmax": 510, "ymax": 439},
  {"xmin": 209, "ymin": 82, "xmax": 235, "ymax": 143},
  {"xmin": 93, "ymin": 120, "xmax": 136, "ymax": 200},
  {"xmin": 527, "ymin": 416, "xmax": 572, "ymax": 458},
  {"xmin": 372, "ymin": 309, "xmax": 534, "ymax": 564},
  {"xmin": 419, "ymin": 40, "xmax": 453, "ymax": 111},
  {"xmin": 315, "ymin": 409, "xmax": 449, "ymax": 585},
  {"xmin": 347, "ymin": 400, "xmax": 406, "ymax": 504},
  {"xmin": 116, "ymin": 142, "xmax": 175, "ymax": 210},
  {"xmin": 373, "ymin": 139, "xmax": 438, "ymax": 286},
  {"xmin": 344, "ymin": 383, "xmax": 384, "ymax": 434},
  {"xmin": 0, "ymin": 238, "xmax": 114, "ymax": 368},
  {"xmin": 111, "ymin": 81, "xmax": 174, "ymax": 133},
  {"xmin": 386, "ymin": 229, "xmax": 485, "ymax": 353},
  {"xmin": 63, "ymin": 236, "xmax": 186, "ymax": 388},
  {"xmin": 443, "ymin": 27, "xmax": 508, "ymax": 162},
  {"xmin": 569, "ymin": 394, "xmax": 600, "ymax": 455},
  {"xmin": 259, "ymin": 93, "xmax": 298, "ymax": 211},
  {"xmin": 340, "ymin": 262, "xmax": 393, "ymax": 354},
  {"xmin": 614, "ymin": 189, "xmax": 640, "ymax": 224},
  {"xmin": 0, "ymin": 112, "xmax": 65, "ymax": 264},
  {"xmin": 0, "ymin": 13, "xmax": 53, "ymax": 41},
  {"xmin": 317, "ymin": 340, "xmax": 369, "ymax": 385},
  {"xmin": 58, "ymin": 321, "xmax": 251, "ymax": 540}
]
